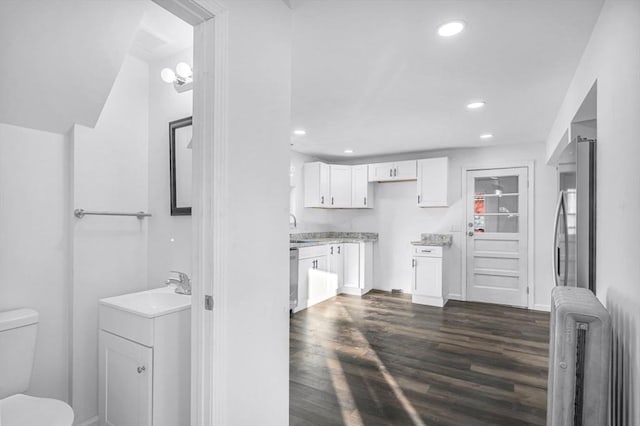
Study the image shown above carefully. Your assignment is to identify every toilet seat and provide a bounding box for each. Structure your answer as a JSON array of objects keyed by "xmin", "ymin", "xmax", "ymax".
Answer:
[{"xmin": 0, "ymin": 394, "xmax": 74, "ymax": 426}]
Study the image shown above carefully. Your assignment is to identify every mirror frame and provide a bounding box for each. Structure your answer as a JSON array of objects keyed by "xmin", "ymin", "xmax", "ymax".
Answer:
[{"xmin": 169, "ymin": 116, "xmax": 193, "ymax": 216}]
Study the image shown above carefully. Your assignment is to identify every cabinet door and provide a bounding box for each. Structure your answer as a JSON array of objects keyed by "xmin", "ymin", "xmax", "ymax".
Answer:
[
  {"xmin": 413, "ymin": 256, "xmax": 443, "ymax": 298},
  {"xmin": 308, "ymin": 255, "xmax": 331, "ymax": 305},
  {"xmin": 417, "ymin": 157, "xmax": 448, "ymax": 207},
  {"xmin": 343, "ymin": 243, "xmax": 360, "ymax": 289},
  {"xmin": 99, "ymin": 331, "xmax": 152, "ymax": 426},
  {"xmin": 394, "ymin": 160, "xmax": 417, "ymax": 180},
  {"xmin": 296, "ymin": 257, "xmax": 314, "ymax": 311},
  {"xmin": 368, "ymin": 162, "xmax": 395, "ymax": 182},
  {"xmin": 303, "ymin": 162, "xmax": 330, "ymax": 207},
  {"xmin": 329, "ymin": 165, "xmax": 352, "ymax": 207},
  {"xmin": 328, "ymin": 245, "xmax": 344, "ymax": 288},
  {"xmin": 351, "ymin": 165, "xmax": 373, "ymax": 208}
]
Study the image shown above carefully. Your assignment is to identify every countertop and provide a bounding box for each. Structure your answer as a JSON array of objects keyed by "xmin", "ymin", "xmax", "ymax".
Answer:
[
  {"xmin": 411, "ymin": 233, "xmax": 453, "ymax": 247},
  {"xmin": 290, "ymin": 232, "xmax": 378, "ymax": 248}
]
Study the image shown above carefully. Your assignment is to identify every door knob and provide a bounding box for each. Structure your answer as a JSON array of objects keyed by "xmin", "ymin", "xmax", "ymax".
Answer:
[
  {"xmin": 468, "ymin": 222, "xmax": 473, "ymax": 228},
  {"xmin": 137, "ymin": 366, "xmax": 146, "ymax": 374},
  {"xmin": 468, "ymin": 231, "xmax": 474, "ymax": 237}
]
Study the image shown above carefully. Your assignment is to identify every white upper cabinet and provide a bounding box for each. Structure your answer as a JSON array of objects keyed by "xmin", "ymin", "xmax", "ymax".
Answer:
[
  {"xmin": 351, "ymin": 165, "xmax": 374, "ymax": 208},
  {"xmin": 368, "ymin": 160, "xmax": 417, "ymax": 182},
  {"xmin": 329, "ymin": 165, "xmax": 352, "ymax": 207},
  {"xmin": 417, "ymin": 157, "xmax": 448, "ymax": 207},
  {"xmin": 303, "ymin": 162, "xmax": 330, "ymax": 207}
]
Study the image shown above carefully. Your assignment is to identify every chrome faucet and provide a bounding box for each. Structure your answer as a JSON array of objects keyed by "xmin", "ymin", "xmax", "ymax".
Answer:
[
  {"xmin": 290, "ymin": 213, "xmax": 297, "ymax": 228},
  {"xmin": 166, "ymin": 270, "xmax": 191, "ymax": 295}
]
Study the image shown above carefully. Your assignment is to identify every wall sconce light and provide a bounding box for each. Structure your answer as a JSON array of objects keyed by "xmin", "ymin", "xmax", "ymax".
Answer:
[{"xmin": 161, "ymin": 62, "xmax": 193, "ymax": 93}]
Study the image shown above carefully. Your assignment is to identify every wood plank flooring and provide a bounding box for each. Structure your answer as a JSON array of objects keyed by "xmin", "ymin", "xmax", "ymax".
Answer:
[{"xmin": 290, "ymin": 291, "xmax": 550, "ymax": 426}]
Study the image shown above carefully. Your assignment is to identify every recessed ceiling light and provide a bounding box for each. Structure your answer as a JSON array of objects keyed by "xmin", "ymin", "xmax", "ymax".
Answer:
[
  {"xmin": 344, "ymin": 149, "xmax": 354, "ymax": 154},
  {"xmin": 437, "ymin": 21, "xmax": 466, "ymax": 37},
  {"xmin": 293, "ymin": 129, "xmax": 306, "ymax": 136},
  {"xmin": 480, "ymin": 133, "xmax": 493, "ymax": 139},
  {"xmin": 466, "ymin": 101, "xmax": 486, "ymax": 109}
]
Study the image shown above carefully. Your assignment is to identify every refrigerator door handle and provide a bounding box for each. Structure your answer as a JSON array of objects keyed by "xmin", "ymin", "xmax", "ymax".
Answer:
[{"xmin": 552, "ymin": 192, "xmax": 569, "ymax": 286}]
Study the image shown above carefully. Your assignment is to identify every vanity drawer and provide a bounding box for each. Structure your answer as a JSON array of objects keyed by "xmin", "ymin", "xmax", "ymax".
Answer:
[
  {"xmin": 99, "ymin": 305, "xmax": 154, "ymax": 347},
  {"xmin": 298, "ymin": 245, "xmax": 329, "ymax": 260}
]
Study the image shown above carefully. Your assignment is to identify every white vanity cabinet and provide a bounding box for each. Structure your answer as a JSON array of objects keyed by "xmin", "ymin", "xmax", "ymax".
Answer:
[
  {"xmin": 417, "ymin": 157, "xmax": 448, "ymax": 207},
  {"xmin": 368, "ymin": 160, "xmax": 417, "ymax": 182},
  {"xmin": 98, "ymin": 289, "xmax": 191, "ymax": 426},
  {"xmin": 411, "ymin": 245, "xmax": 447, "ymax": 307},
  {"xmin": 99, "ymin": 331, "xmax": 153, "ymax": 426}
]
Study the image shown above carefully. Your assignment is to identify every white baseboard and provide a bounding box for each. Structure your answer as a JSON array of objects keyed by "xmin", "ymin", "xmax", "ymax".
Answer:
[
  {"xmin": 532, "ymin": 303, "xmax": 551, "ymax": 312},
  {"xmin": 75, "ymin": 415, "xmax": 98, "ymax": 426},
  {"xmin": 447, "ymin": 293, "xmax": 463, "ymax": 301},
  {"xmin": 338, "ymin": 286, "xmax": 365, "ymax": 296},
  {"xmin": 412, "ymin": 294, "xmax": 446, "ymax": 307}
]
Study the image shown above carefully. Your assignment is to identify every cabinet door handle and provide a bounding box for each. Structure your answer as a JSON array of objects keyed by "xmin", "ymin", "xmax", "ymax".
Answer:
[
  {"xmin": 364, "ymin": 196, "xmax": 367, "ymax": 206},
  {"xmin": 321, "ymin": 196, "xmax": 324, "ymax": 204},
  {"xmin": 389, "ymin": 168, "xmax": 393, "ymax": 177},
  {"xmin": 337, "ymin": 246, "xmax": 341, "ymax": 254},
  {"xmin": 330, "ymin": 246, "xmax": 334, "ymax": 255},
  {"xmin": 394, "ymin": 168, "xmax": 397, "ymax": 177},
  {"xmin": 137, "ymin": 366, "xmax": 146, "ymax": 374},
  {"xmin": 412, "ymin": 259, "xmax": 415, "ymax": 268},
  {"xmin": 331, "ymin": 197, "xmax": 334, "ymax": 205},
  {"xmin": 418, "ymin": 195, "xmax": 421, "ymax": 204}
]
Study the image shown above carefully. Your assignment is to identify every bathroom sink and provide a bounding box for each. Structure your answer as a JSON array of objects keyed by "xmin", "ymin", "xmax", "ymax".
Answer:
[{"xmin": 99, "ymin": 286, "xmax": 191, "ymax": 318}]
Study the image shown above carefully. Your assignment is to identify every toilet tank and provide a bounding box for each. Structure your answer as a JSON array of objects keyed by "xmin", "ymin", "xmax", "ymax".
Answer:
[{"xmin": 0, "ymin": 309, "xmax": 38, "ymax": 399}]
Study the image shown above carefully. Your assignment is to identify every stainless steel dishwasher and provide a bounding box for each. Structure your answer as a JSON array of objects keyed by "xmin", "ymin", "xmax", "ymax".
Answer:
[{"xmin": 289, "ymin": 247, "xmax": 298, "ymax": 315}]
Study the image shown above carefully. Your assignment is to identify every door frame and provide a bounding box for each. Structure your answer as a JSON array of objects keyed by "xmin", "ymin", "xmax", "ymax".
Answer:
[
  {"xmin": 153, "ymin": 1, "xmax": 227, "ymax": 425},
  {"xmin": 461, "ymin": 162, "xmax": 535, "ymax": 309}
]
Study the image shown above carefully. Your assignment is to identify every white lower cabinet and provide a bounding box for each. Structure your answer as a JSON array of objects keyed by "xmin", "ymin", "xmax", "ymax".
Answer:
[
  {"xmin": 411, "ymin": 245, "xmax": 447, "ymax": 307},
  {"xmin": 339, "ymin": 242, "xmax": 373, "ymax": 296},
  {"xmin": 99, "ymin": 331, "xmax": 152, "ymax": 426},
  {"xmin": 296, "ymin": 242, "xmax": 374, "ymax": 312},
  {"xmin": 296, "ymin": 245, "xmax": 334, "ymax": 312}
]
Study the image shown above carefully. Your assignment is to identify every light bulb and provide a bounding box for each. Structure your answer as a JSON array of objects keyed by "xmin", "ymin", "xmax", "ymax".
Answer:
[
  {"xmin": 176, "ymin": 62, "xmax": 192, "ymax": 79},
  {"xmin": 161, "ymin": 68, "xmax": 176, "ymax": 83},
  {"xmin": 438, "ymin": 21, "xmax": 466, "ymax": 37}
]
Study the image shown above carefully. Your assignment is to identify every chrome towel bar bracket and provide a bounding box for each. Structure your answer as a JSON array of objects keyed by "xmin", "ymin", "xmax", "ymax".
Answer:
[{"xmin": 74, "ymin": 209, "xmax": 152, "ymax": 220}]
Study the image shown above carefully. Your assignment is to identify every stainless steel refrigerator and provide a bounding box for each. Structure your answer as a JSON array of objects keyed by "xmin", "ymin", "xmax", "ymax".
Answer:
[{"xmin": 553, "ymin": 136, "xmax": 596, "ymax": 291}]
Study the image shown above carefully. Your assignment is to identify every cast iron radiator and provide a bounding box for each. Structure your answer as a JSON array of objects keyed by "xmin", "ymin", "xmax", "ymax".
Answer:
[{"xmin": 547, "ymin": 287, "xmax": 611, "ymax": 426}]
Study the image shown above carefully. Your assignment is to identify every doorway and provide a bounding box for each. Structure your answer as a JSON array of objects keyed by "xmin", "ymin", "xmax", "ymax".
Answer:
[{"xmin": 465, "ymin": 167, "xmax": 529, "ymax": 307}]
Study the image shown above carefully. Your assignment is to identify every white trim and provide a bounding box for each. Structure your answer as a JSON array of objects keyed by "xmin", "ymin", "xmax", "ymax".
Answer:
[
  {"xmin": 447, "ymin": 293, "xmax": 463, "ymax": 301},
  {"xmin": 152, "ymin": 1, "xmax": 228, "ymax": 425},
  {"xmin": 533, "ymin": 304, "xmax": 551, "ymax": 312},
  {"xmin": 75, "ymin": 415, "xmax": 98, "ymax": 426},
  {"xmin": 461, "ymin": 161, "xmax": 536, "ymax": 309}
]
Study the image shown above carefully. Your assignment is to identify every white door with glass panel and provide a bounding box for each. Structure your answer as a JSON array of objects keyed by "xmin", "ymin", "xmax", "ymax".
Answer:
[{"xmin": 466, "ymin": 168, "xmax": 528, "ymax": 307}]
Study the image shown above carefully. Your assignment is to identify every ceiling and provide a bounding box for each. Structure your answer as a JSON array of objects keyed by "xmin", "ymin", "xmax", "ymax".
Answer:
[
  {"xmin": 129, "ymin": 1, "xmax": 193, "ymax": 63},
  {"xmin": 0, "ymin": 0, "xmax": 146, "ymax": 134},
  {"xmin": 290, "ymin": 0, "xmax": 604, "ymax": 160}
]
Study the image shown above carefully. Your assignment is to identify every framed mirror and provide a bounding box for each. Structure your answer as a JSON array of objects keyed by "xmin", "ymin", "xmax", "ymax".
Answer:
[{"xmin": 169, "ymin": 116, "xmax": 193, "ymax": 216}]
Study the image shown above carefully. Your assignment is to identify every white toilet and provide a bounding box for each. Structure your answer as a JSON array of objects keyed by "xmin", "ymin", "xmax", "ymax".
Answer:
[{"xmin": 0, "ymin": 309, "xmax": 74, "ymax": 426}]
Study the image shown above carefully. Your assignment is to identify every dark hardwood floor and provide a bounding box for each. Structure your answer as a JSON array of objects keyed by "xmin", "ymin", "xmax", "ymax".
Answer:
[{"xmin": 290, "ymin": 291, "xmax": 550, "ymax": 426}]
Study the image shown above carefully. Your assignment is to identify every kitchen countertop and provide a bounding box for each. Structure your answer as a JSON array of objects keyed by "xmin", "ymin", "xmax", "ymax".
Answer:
[
  {"xmin": 290, "ymin": 231, "xmax": 378, "ymax": 248},
  {"xmin": 411, "ymin": 233, "xmax": 453, "ymax": 247}
]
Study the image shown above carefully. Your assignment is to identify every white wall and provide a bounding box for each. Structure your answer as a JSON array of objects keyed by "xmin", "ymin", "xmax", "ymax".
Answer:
[
  {"xmin": 148, "ymin": 49, "xmax": 193, "ymax": 288},
  {"xmin": 220, "ymin": 2, "xmax": 291, "ymax": 424},
  {"xmin": 292, "ymin": 142, "xmax": 556, "ymax": 310},
  {"xmin": 71, "ymin": 55, "xmax": 150, "ymax": 424},
  {"xmin": 545, "ymin": 0, "xmax": 640, "ymax": 421},
  {"xmin": 0, "ymin": 123, "xmax": 70, "ymax": 402}
]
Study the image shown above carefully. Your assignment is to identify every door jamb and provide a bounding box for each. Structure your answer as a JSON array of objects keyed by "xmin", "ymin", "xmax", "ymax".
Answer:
[
  {"xmin": 152, "ymin": 1, "xmax": 228, "ymax": 425},
  {"xmin": 461, "ymin": 162, "xmax": 535, "ymax": 309}
]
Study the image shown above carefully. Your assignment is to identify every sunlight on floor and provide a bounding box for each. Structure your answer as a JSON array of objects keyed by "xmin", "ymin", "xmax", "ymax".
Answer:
[{"xmin": 323, "ymin": 303, "xmax": 426, "ymax": 426}]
